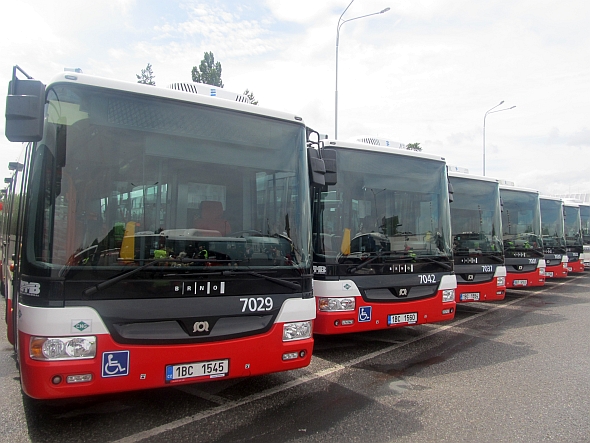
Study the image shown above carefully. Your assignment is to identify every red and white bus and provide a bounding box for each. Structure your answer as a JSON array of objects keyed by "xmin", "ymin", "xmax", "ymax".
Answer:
[
  {"xmin": 539, "ymin": 196, "xmax": 569, "ymax": 279},
  {"xmin": 448, "ymin": 170, "xmax": 506, "ymax": 302},
  {"xmin": 579, "ymin": 202, "xmax": 590, "ymax": 269},
  {"xmin": 1, "ymin": 161, "xmax": 25, "ymax": 344},
  {"xmin": 499, "ymin": 184, "xmax": 546, "ymax": 288},
  {"xmin": 2, "ymin": 66, "xmax": 324, "ymax": 399},
  {"xmin": 563, "ymin": 200, "xmax": 585, "ymax": 273},
  {"xmin": 310, "ymin": 139, "xmax": 456, "ymax": 335}
]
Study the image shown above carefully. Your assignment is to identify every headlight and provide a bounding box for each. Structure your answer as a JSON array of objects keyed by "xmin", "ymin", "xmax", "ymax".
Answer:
[
  {"xmin": 442, "ymin": 289, "xmax": 455, "ymax": 302},
  {"xmin": 283, "ymin": 321, "xmax": 312, "ymax": 341},
  {"xmin": 318, "ymin": 297, "xmax": 356, "ymax": 311},
  {"xmin": 496, "ymin": 276, "xmax": 506, "ymax": 287},
  {"xmin": 539, "ymin": 268, "xmax": 546, "ymax": 276},
  {"xmin": 30, "ymin": 336, "xmax": 96, "ymax": 361}
]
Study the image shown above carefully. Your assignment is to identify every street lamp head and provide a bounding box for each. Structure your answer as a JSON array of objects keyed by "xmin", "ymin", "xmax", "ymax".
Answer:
[
  {"xmin": 482, "ymin": 101, "xmax": 515, "ymax": 176},
  {"xmin": 335, "ymin": 3, "xmax": 391, "ymax": 139}
]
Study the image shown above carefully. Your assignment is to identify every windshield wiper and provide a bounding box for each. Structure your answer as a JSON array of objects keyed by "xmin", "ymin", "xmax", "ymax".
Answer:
[
  {"xmin": 481, "ymin": 252, "xmax": 504, "ymax": 263},
  {"xmin": 82, "ymin": 257, "xmax": 209, "ymax": 295},
  {"xmin": 221, "ymin": 270, "xmax": 302, "ymax": 291},
  {"xmin": 506, "ymin": 246, "xmax": 542, "ymax": 253},
  {"xmin": 413, "ymin": 255, "xmax": 453, "ymax": 270},
  {"xmin": 347, "ymin": 251, "xmax": 412, "ymax": 274}
]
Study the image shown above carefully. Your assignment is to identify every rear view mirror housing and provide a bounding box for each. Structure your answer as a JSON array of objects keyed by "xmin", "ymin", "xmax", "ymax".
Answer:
[
  {"xmin": 5, "ymin": 66, "xmax": 46, "ymax": 142},
  {"xmin": 447, "ymin": 179, "xmax": 454, "ymax": 203},
  {"xmin": 322, "ymin": 149, "xmax": 337, "ymax": 186},
  {"xmin": 307, "ymin": 147, "xmax": 326, "ymax": 187}
]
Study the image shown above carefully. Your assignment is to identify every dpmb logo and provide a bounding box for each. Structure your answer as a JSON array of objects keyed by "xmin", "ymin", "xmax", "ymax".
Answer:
[{"xmin": 20, "ymin": 281, "xmax": 40, "ymax": 296}]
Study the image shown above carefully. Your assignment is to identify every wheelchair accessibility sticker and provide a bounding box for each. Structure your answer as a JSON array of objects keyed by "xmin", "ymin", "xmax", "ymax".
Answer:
[
  {"xmin": 102, "ymin": 351, "xmax": 130, "ymax": 378},
  {"xmin": 358, "ymin": 306, "xmax": 372, "ymax": 322}
]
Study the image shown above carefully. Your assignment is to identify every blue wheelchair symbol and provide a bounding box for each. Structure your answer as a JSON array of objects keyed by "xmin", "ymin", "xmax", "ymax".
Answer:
[
  {"xmin": 102, "ymin": 351, "xmax": 130, "ymax": 378},
  {"xmin": 358, "ymin": 306, "xmax": 372, "ymax": 322}
]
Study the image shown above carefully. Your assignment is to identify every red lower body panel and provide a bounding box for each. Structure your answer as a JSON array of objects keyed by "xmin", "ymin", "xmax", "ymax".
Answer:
[
  {"xmin": 567, "ymin": 261, "xmax": 585, "ymax": 274},
  {"xmin": 544, "ymin": 263, "xmax": 568, "ymax": 279},
  {"xmin": 18, "ymin": 324, "xmax": 313, "ymax": 400},
  {"xmin": 6, "ymin": 297, "xmax": 14, "ymax": 345},
  {"xmin": 506, "ymin": 270, "xmax": 545, "ymax": 288},
  {"xmin": 314, "ymin": 292, "xmax": 455, "ymax": 335},
  {"xmin": 456, "ymin": 278, "xmax": 505, "ymax": 303}
]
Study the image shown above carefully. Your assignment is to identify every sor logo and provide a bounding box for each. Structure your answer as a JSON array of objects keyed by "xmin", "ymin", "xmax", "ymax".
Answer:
[
  {"xmin": 20, "ymin": 281, "xmax": 41, "ymax": 296},
  {"xmin": 193, "ymin": 321, "xmax": 210, "ymax": 333},
  {"xmin": 398, "ymin": 288, "xmax": 409, "ymax": 297}
]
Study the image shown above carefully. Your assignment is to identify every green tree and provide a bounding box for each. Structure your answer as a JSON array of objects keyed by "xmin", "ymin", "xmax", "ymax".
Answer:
[
  {"xmin": 406, "ymin": 142, "xmax": 422, "ymax": 152},
  {"xmin": 243, "ymin": 89, "xmax": 258, "ymax": 105},
  {"xmin": 192, "ymin": 52, "xmax": 224, "ymax": 87},
  {"xmin": 136, "ymin": 63, "xmax": 156, "ymax": 86}
]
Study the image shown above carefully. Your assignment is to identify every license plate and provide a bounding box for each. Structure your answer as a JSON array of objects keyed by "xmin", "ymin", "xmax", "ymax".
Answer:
[
  {"xmin": 460, "ymin": 292, "xmax": 480, "ymax": 301},
  {"xmin": 546, "ymin": 271, "xmax": 554, "ymax": 277},
  {"xmin": 166, "ymin": 359, "xmax": 229, "ymax": 382},
  {"xmin": 513, "ymin": 279, "xmax": 528, "ymax": 286},
  {"xmin": 388, "ymin": 312, "xmax": 418, "ymax": 326}
]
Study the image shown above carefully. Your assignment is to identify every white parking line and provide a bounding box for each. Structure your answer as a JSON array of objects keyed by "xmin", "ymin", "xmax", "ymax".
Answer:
[{"xmin": 111, "ymin": 282, "xmax": 563, "ymax": 443}]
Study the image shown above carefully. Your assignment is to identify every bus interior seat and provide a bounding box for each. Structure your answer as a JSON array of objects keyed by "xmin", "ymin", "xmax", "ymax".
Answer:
[{"xmin": 194, "ymin": 201, "xmax": 231, "ymax": 236}]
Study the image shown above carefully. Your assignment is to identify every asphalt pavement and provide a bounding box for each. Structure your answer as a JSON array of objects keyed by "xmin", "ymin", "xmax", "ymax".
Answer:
[{"xmin": 1, "ymin": 273, "xmax": 589, "ymax": 442}]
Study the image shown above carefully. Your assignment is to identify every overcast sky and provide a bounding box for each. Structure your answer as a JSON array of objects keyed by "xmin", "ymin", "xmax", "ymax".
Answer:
[{"xmin": 1, "ymin": 0, "xmax": 589, "ymax": 196}]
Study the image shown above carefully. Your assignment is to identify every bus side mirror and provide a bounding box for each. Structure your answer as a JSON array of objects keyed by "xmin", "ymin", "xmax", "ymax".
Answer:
[
  {"xmin": 448, "ymin": 180, "xmax": 454, "ymax": 203},
  {"xmin": 5, "ymin": 77, "xmax": 46, "ymax": 142},
  {"xmin": 322, "ymin": 149, "xmax": 337, "ymax": 186},
  {"xmin": 307, "ymin": 148, "xmax": 326, "ymax": 187}
]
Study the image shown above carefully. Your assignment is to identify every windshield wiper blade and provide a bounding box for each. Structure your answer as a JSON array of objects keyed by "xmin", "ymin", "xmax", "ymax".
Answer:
[
  {"xmin": 82, "ymin": 257, "xmax": 209, "ymax": 295},
  {"xmin": 347, "ymin": 251, "xmax": 411, "ymax": 274},
  {"xmin": 481, "ymin": 253, "xmax": 504, "ymax": 263},
  {"xmin": 414, "ymin": 256, "xmax": 453, "ymax": 270},
  {"xmin": 221, "ymin": 270, "xmax": 301, "ymax": 291}
]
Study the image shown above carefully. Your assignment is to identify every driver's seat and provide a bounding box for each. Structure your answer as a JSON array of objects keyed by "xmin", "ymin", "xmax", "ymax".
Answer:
[{"xmin": 194, "ymin": 201, "xmax": 231, "ymax": 236}]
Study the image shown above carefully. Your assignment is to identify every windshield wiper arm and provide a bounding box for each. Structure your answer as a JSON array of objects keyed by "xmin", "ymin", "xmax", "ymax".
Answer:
[
  {"xmin": 481, "ymin": 253, "xmax": 504, "ymax": 263},
  {"xmin": 414, "ymin": 256, "xmax": 453, "ymax": 270},
  {"xmin": 221, "ymin": 270, "xmax": 301, "ymax": 291},
  {"xmin": 347, "ymin": 251, "xmax": 411, "ymax": 274},
  {"xmin": 82, "ymin": 257, "xmax": 209, "ymax": 295}
]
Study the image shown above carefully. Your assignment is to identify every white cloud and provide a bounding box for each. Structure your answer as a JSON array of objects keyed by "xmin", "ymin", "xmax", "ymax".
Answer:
[{"xmin": 0, "ymin": 0, "xmax": 588, "ymax": 196}]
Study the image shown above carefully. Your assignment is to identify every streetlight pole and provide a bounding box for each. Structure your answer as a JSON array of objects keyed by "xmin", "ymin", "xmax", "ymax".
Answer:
[
  {"xmin": 483, "ymin": 101, "xmax": 516, "ymax": 176},
  {"xmin": 335, "ymin": 1, "xmax": 390, "ymax": 140}
]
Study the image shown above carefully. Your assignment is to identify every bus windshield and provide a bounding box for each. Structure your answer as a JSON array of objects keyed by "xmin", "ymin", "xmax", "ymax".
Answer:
[
  {"xmin": 580, "ymin": 204, "xmax": 590, "ymax": 244},
  {"xmin": 540, "ymin": 199, "xmax": 566, "ymax": 250},
  {"xmin": 564, "ymin": 206, "xmax": 583, "ymax": 247},
  {"xmin": 24, "ymin": 83, "xmax": 311, "ymax": 277},
  {"xmin": 501, "ymin": 189, "xmax": 543, "ymax": 252},
  {"xmin": 450, "ymin": 177, "xmax": 503, "ymax": 257},
  {"xmin": 313, "ymin": 147, "xmax": 452, "ymax": 264}
]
